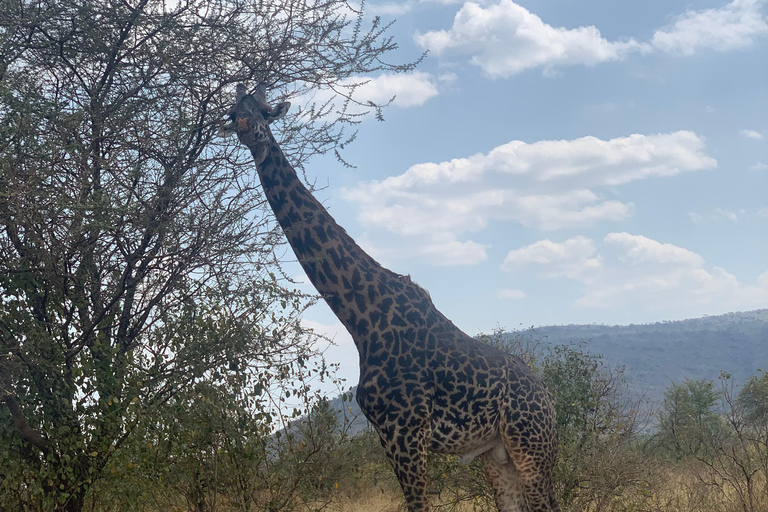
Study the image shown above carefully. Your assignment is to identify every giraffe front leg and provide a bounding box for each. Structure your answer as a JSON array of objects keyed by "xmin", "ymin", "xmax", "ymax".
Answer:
[{"xmin": 377, "ymin": 424, "xmax": 431, "ymax": 512}]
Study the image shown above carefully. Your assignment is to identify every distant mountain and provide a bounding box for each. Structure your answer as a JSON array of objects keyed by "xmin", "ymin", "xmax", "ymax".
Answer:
[
  {"xmin": 516, "ymin": 309, "xmax": 768, "ymax": 406},
  {"xmin": 327, "ymin": 309, "xmax": 768, "ymax": 433}
]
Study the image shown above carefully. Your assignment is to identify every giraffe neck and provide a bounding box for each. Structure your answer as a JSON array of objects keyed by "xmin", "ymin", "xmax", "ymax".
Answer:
[{"xmin": 251, "ymin": 137, "xmax": 395, "ymax": 341}]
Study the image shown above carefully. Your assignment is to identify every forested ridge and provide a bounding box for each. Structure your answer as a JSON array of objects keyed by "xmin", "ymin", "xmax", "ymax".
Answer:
[{"xmin": 520, "ymin": 309, "xmax": 768, "ymax": 406}]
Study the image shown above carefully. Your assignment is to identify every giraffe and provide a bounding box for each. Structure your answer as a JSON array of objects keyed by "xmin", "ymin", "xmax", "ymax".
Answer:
[{"xmin": 219, "ymin": 83, "xmax": 560, "ymax": 512}]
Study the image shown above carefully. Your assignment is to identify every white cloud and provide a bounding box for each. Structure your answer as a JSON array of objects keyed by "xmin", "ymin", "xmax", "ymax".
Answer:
[
  {"xmin": 758, "ymin": 207, "xmax": 768, "ymax": 217},
  {"xmin": 344, "ymin": 131, "xmax": 716, "ymax": 264},
  {"xmin": 501, "ymin": 233, "xmax": 768, "ymax": 313},
  {"xmin": 414, "ymin": 0, "xmax": 642, "ymax": 77},
  {"xmin": 350, "ymin": 72, "xmax": 439, "ymax": 108},
  {"xmin": 420, "ymin": 0, "xmax": 468, "ymax": 5},
  {"xmin": 355, "ymin": 131, "xmax": 714, "ymax": 190},
  {"xmin": 715, "ymin": 208, "xmax": 740, "ymax": 222},
  {"xmin": 605, "ymin": 232, "xmax": 705, "ymax": 267},
  {"xmin": 748, "ymin": 162, "xmax": 768, "ymax": 171},
  {"xmin": 367, "ymin": 1, "xmax": 413, "ymax": 15},
  {"xmin": 497, "ymin": 288, "xmax": 527, "ymax": 300},
  {"xmin": 417, "ymin": 235, "xmax": 490, "ymax": 266},
  {"xmin": 741, "ymin": 129, "xmax": 765, "ymax": 139},
  {"xmin": 501, "ymin": 236, "xmax": 601, "ymax": 278},
  {"xmin": 689, "ymin": 208, "xmax": 754, "ymax": 224},
  {"xmin": 415, "ymin": 0, "xmax": 768, "ymax": 76},
  {"xmin": 651, "ymin": 0, "xmax": 768, "ymax": 55},
  {"xmin": 301, "ymin": 72, "xmax": 440, "ymax": 116}
]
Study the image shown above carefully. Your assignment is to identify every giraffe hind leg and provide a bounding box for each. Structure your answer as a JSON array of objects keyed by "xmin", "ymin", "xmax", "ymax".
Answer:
[
  {"xmin": 501, "ymin": 442, "xmax": 559, "ymax": 512},
  {"xmin": 481, "ymin": 450, "xmax": 527, "ymax": 512},
  {"xmin": 499, "ymin": 412, "xmax": 559, "ymax": 511},
  {"xmin": 522, "ymin": 478, "xmax": 559, "ymax": 512}
]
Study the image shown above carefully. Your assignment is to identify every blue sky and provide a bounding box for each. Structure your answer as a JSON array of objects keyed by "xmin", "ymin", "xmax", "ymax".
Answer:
[{"xmin": 286, "ymin": 0, "xmax": 768, "ymax": 385}]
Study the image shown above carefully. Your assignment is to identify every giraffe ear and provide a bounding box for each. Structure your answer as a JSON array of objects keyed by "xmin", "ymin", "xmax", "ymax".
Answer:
[
  {"xmin": 267, "ymin": 101, "xmax": 291, "ymax": 122},
  {"xmin": 255, "ymin": 82, "xmax": 268, "ymax": 102},
  {"xmin": 235, "ymin": 83, "xmax": 247, "ymax": 104}
]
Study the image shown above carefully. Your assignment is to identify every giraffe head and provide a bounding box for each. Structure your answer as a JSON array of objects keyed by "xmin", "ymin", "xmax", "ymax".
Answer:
[{"xmin": 218, "ymin": 82, "xmax": 291, "ymax": 165}]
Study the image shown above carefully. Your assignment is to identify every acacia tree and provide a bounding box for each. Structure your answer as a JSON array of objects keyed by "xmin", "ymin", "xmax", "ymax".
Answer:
[
  {"xmin": 0, "ymin": 0, "xmax": 412, "ymax": 510},
  {"xmin": 656, "ymin": 379, "xmax": 722, "ymax": 460},
  {"xmin": 739, "ymin": 371, "xmax": 768, "ymax": 426},
  {"xmin": 683, "ymin": 374, "xmax": 768, "ymax": 512}
]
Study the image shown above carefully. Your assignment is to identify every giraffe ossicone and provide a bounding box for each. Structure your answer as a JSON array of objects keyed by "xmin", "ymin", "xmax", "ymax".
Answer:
[{"xmin": 221, "ymin": 82, "xmax": 561, "ymax": 512}]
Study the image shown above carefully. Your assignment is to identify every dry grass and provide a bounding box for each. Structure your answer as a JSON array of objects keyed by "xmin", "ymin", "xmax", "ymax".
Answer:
[
  {"xmin": 329, "ymin": 489, "xmax": 403, "ymax": 512},
  {"xmin": 309, "ymin": 487, "xmax": 495, "ymax": 512},
  {"xmin": 623, "ymin": 464, "xmax": 768, "ymax": 512},
  {"xmin": 319, "ymin": 489, "xmax": 498, "ymax": 512},
  {"xmin": 325, "ymin": 466, "xmax": 768, "ymax": 512}
]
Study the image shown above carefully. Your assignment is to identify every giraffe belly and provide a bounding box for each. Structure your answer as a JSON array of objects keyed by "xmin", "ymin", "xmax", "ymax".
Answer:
[
  {"xmin": 430, "ymin": 410, "xmax": 499, "ymax": 442},
  {"xmin": 457, "ymin": 436, "xmax": 509, "ymax": 465}
]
